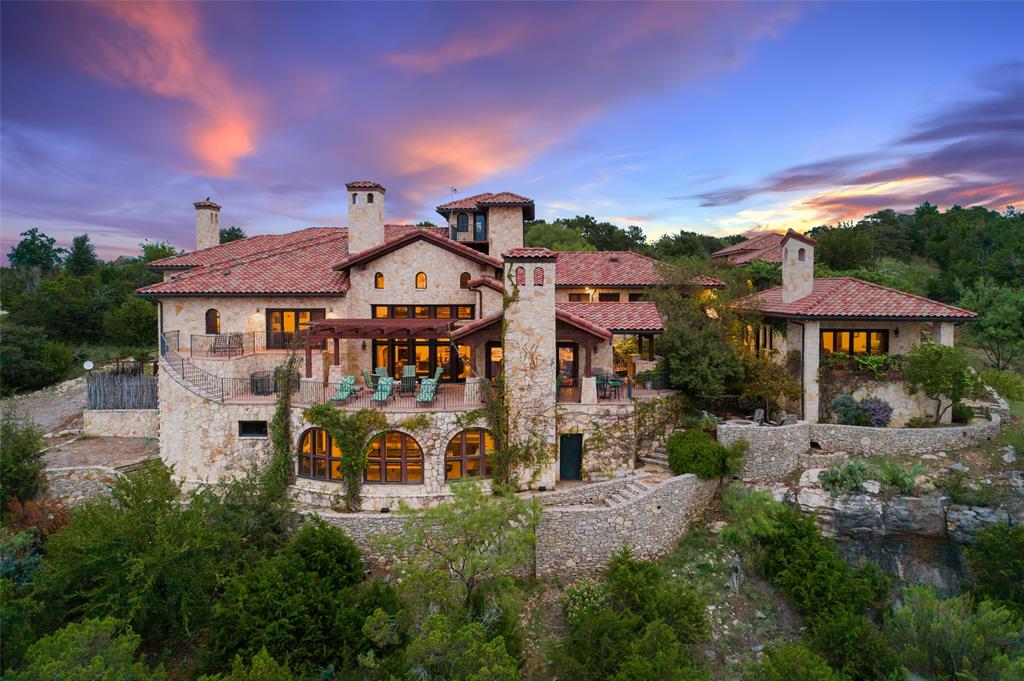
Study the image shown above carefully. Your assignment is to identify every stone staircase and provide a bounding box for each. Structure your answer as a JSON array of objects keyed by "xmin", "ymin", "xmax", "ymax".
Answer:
[
  {"xmin": 641, "ymin": 439, "xmax": 670, "ymax": 468},
  {"xmin": 160, "ymin": 353, "xmax": 225, "ymax": 403},
  {"xmin": 599, "ymin": 477, "xmax": 654, "ymax": 507}
]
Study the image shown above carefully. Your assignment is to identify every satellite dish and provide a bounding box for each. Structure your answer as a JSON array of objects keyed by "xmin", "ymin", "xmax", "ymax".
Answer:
[{"xmin": 83, "ymin": 360, "xmax": 94, "ymax": 371}]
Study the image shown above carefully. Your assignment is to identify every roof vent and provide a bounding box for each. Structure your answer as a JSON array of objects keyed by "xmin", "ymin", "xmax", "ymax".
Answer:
[{"xmin": 222, "ymin": 269, "xmax": 231, "ymax": 276}]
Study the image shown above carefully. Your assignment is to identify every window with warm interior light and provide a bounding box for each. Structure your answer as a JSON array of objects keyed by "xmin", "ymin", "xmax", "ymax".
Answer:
[
  {"xmin": 374, "ymin": 272, "xmax": 384, "ymax": 289},
  {"xmin": 445, "ymin": 429, "xmax": 494, "ymax": 481},
  {"xmin": 365, "ymin": 431, "xmax": 423, "ymax": 484},
  {"xmin": 415, "ymin": 272, "xmax": 427, "ymax": 289}
]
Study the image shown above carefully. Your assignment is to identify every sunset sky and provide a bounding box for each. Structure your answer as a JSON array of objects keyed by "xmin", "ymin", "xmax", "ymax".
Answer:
[{"xmin": 2, "ymin": 1, "xmax": 1022, "ymax": 259}]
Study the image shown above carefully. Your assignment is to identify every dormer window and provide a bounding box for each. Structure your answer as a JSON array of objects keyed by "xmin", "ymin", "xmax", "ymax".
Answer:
[
  {"xmin": 798, "ymin": 248, "xmax": 806, "ymax": 262},
  {"xmin": 374, "ymin": 272, "xmax": 384, "ymax": 289},
  {"xmin": 457, "ymin": 214, "xmax": 469, "ymax": 232},
  {"xmin": 367, "ymin": 193, "xmax": 374, "ymax": 204},
  {"xmin": 415, "ymin": 272, "xmax": 427, "ymax": 289}
]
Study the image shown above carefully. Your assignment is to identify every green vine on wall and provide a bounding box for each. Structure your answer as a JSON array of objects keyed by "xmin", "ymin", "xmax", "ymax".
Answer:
[
  {"xmin": 302, "ymin": 404, "xmax": 387, "ymax": 512},
  {"xmin": 263, "ymin": 355, "xmax": 299, "ymax": 500}
]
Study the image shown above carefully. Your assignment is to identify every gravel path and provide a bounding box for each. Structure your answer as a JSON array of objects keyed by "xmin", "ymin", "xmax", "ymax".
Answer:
[{"xmin": 0, "ymin": 377, "xmax": 87, "ymax": 434}]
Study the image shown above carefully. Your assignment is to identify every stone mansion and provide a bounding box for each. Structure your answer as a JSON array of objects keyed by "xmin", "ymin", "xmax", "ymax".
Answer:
[{"xmin": 140, "ymin": 181, "xmax": 719, "ymax": 508}]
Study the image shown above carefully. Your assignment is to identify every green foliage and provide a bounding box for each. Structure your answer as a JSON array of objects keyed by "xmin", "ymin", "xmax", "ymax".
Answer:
[
  {"xmin": 935, "ymin": 470, "xmax": 1000, "ymax": 507},
  {"xmin": 385, "ymin": 482, "xmax": 538, "ymax": 611},
  {"xmin": 208, "ymin": 518, "xmax": 385, "ymax": 674},
  {"xmin": 0, "ymin": 412, "xmax": 46, "ymax": 513},
  {"xmin": 806, "ymin": 610, "xmax": 905, "ymax": 681},
  {"xmin": 7, "ymin": 227, "xmax": 66, "ymax": 272},
  {"xmin": 886, "ymin": 586, "xmax": 1022, "ymax": 681},
  {"xmin": 63, "ymin": 234, "xmax": 100, "ymax": 276},
  {"xmin": 819, "ymin": 460, "xmax": 870, "ymax": 497},
  {"xmin": 814, "ymin": 225, "xmax": 874, "ymax": 270},
  {"xmin": 1, "ymin": 576, "xmax": 43, "ymax": 672},
  {"xmin": 871, "ymin": 459, "xmax": 924, "ymax": 496},
  {"xmin": 523, "ymin": 219, "xmax": 595, "ymax": 251},
  {"xmin": 905, "ymin": 342, "xmax": 973, "ymax": 423},
  {"xmin": 219, "ymin": 226, "xmax": 246, "ymax": 244},
  {"xmin": 979, "ymin": 369, "xmax": 1024, "ymax": 401},
  {"xmin": 560, "ymin": 576, "xmax": 610, "ymax": 625},
  {"xmin": 551, "ymin": 549, "xmax": 708, "ymax": 681},
  {"xmin": 0, "ymin": 319, "xmax": 75, "ymax": 393},
  {"xmin": 906, "ymin": 416, "xmax": 931, "ymax": 428},
  {"xmin": 102, "ymin": 297, "xmax": 157, "ymax": 349},
  {"xmin": 740, "ymin": 350, "xmax": 800, "ymax": 419},
  {"xmin": 140, "ymin": 239, "xmax": 180, "ymax": 263},
  {"xmin": 265, "ymin": 356, "xmax": 298, "ymax": 500},
  {"xmin": 957, "ymin": 278, "xmax": 1024, "ymax": 370},
  {"xmin": 651, "ymin": 228, "xmax": 729, "ymax": 260},
  {"xmin": 397, "ymin": 614, "xmax": 518, "ymax": 681},
  {"xmin": 301, "ymin": 404, "xmax": 387, "ymax": 512},
  {"xmin": 744, "ymin": 643, "xmax": 843, "ymax": 681},
  {"xmin": 965, "ymin": 524, "xmax": 1024, "ymax": 617},
  {"xmin": 951, "ymin": 402, "xmax": 975, "ymax": 423},
  {"xmin": 9, "ymin": 617, "xmax": 165, "ymax": 681},
  {"xmin": 831, "ymin": 394, "xmax": 869, "ymax": 425},
  {"xmin": 196, "ymin": 648, "xmax": 298, "ymax": 681},
  {"xmin": 666, "ymin": 429, "xmax": 746, "ymax": 480},
  {"xmin": 743, "ymin": 259, "xmax": 782, "ymax": 289}
]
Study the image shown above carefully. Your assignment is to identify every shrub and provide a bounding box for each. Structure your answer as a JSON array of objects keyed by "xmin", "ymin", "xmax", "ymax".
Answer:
[
  {"xmin": 807, "ymin": 610, "xmax": 905, "ymax": 681},
  {"xmin": 102, "ymin": 298, "xmax": 157, "ymax": 349},
  {"xmin": 871, "ymin": 460, "xmax": 924, "ymax": 496},
  {"xmin": 861, "ymin": 397, "xmax": 893, "ymax": 427},
  {"xmin": 610, "ymin": 620, "xmax": 708, "ymax": 681},
  {"xmin": 8, "ymin": 617, "xmax": 165, "ymax": 680},
  {"xmin": 0, "ymin": 529, "xmax": 43, "ymax": 586},
  {"xmin": 936, "ymin": 471, "xmax": 1000, "ymax": 507},
  {"xmin": 0, "ymin": 320, "xmax": 75, "ymax": 394},
  {"xmin": 886, "ymin": 586, "xmax": 1022, "ymax": 681},
  {"xmin": 398, "ymin": 614, "xmax": 518, "ymax": 681},
  {"xmin": 979, "ymin": 369, "xmax": 1024, "ymax": 401},
  {"xmin": 666, "ymin": 429, "xmax": 746, "ymax": 480},
  {"xmin": 906, "ymin": 416, "xmax": 931, "ymax": 428},
  {"xmin": 905, "ymin": 342, "xmax": 973, "ymax": 423},
  {"xmin": 196, "ymin": 649, "xmax": 299, "ymax": 681},
  {"xmin": 965, "ymin": 524, "xmax": 1024, "ymax": 617},
  {"xmin": 951, "ymin": 402, "xmax": 975, "ymax": 423},
  {"xmin": 832, "ymin": 394, "xmax": 868, "ymax": 425},
  {"xmin": 560, "ymin": 576, "xmax": 609, "ymax": 625},
  {"xmin": 0, "ymin": 412, "xmax": 46, "ymax": 514},
  {"xmin": 0, "ymin": 577, "xmax": 42, "ymax": 672},
  {"xmin": 5, "ymin": 497, "xmax": 69, "ymax": 537},
  {"xmin": 744, "ymin": 643, "xmax": 843, "ymax": 681},
  {"xmin": 819, "ymin": 460, "xmax": 870, "ymax": 497}
]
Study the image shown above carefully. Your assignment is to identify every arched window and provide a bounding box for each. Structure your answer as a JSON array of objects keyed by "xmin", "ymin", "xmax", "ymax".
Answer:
[
  {"xmin": 366, "ymin": 431, "xmax": 423, "ymax": 484},
  {"xmin": 367, "ymin": 193, "xmax": 374, "ymax": 204},
  {"xmin": 457, "ymin": 213, "xmax": 469, "ymax": 233},
  {"xmin": 205, "ymin": 309, "xmax": 220, "ymax": 334},
  {"xmin": 415, "ymin": 272, "xmax": 427, "ymax": 289},
  {"xmin": 798, "ymin": 247, "xmax": 806, "ymax": 262},
  {"xmin": 445, "ymin": 429, "xmax": 495, "ymax": 481},
  {"xmin": 460, "ymin": 272, "xmax": 471, "ymax": 289},
  {"xmin": 533, "ymin": 267, "xmax": 544, "ymax": 286},
  {"xmin": 297, "ymin": 428, "xmax": 344, "ymax": 481},
  {"xmin": 352, "ymin": 193, "xmax": 358, "ymax": 204},
  {"xmin": 514, "ymin": 266, "xmax": 526, "ymax": 286},
  {"xmin": 374, "ymin": 272, "xmax": 384, "ymax": 289}
]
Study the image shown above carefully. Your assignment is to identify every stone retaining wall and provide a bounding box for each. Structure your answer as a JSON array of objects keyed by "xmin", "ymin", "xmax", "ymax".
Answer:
[
  {"xmin": 717, "ymin": 421, "xmax": 805, "ymax": 481},
  {"xmin": 527, "ymin": 475, "xmax": 640, "ymax": 507},
  {"xmin": 44, "ymin": 466, "xmax": 120, "ymax": 505},
  {"xmin": 83, "ymin": 409, "xmax": 159, "ymax": 438},
  {"xmin": 534, "ymin": 474, "xmax": 716, "ymax": 576}
]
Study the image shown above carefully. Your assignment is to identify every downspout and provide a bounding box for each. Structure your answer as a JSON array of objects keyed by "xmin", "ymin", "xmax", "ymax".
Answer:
[{"xmin": 792, "ymin": 320, "xmax": 805, "ymax": 419}]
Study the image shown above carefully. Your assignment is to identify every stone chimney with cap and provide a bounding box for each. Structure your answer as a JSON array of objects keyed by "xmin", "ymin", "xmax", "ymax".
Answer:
[
  {"xmin": 781, "ymin": 228, "xmax": 816, "ymax": 303},
  {"xmin": 346, "ymin": 181, "xmax": 386, "ymax": 253},
  {"xmin": 194, "ymin": 198, "xmax": 221, "ymax": 251}
]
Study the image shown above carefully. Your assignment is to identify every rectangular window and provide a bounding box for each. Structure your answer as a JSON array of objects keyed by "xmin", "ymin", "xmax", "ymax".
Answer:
[
  {"xmin": 373, "ymin": 305, "xmax": 389, "ymax": 319},
  {"xmin": 265, "ymin": 308, "xmax": 325, "ymax": 349},
  {"xmin": 568, "ymin": 293, "xmax": 588, "ymax": 302},
  {"xmin": 820, "ymin": 329, "xmax": 889, "ymax": 355},
  {"xmin": 435, "ymin": 305, "xmax": 452, "ymax": 319},
  {"xmin": 238, "ymin": 421, "xmax": 268, "ymax": 438},
  {"xmin": 628, "ymin": 292, "xmax": 644, "ymax": 302},
  {"xmin": 413, "ymin": 306, "xmax": 431, "ymax": 319},
  {"xmin": 598, "ymin": 292, "xmax": 620, "ymax": 302},
  {"xmin": 457, "ymin": 305, "xmax": 473, "ymax": 319}
]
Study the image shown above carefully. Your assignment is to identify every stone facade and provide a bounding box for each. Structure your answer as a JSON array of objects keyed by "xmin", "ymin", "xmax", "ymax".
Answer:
[
  {"xmin": 718, "ymin": 420, "xmax": 805, "ymax": 481},
  {"xmin": 556, "ymin": 402, "xmax": 636, "ymax": 480},
  {"xmin": 848, "ymin": 380, "xmax": 941, "ymax": 427},
  {"xmin": 83, "ymin": 409, "xmax": 159, "ymax": 438},
  {"xmin": 44, "ymin": 466, "xmax": 120, "ymax": 505}
]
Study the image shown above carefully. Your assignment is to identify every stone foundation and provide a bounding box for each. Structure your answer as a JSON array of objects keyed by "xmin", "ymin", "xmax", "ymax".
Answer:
[
  {"xmin": 718, "ymin": 420, "xmax": 806, "ymax": 481},
  {"xmin": 556, "ymin": 402, "xmax": 635, "ymax": 480},
  {"xmin": 83, "ymin": 409, "xmax": 159, "ymax": 438},
  {"xmin": 44, "ymin": 466, "xmax": 120, "ymax": 505}
]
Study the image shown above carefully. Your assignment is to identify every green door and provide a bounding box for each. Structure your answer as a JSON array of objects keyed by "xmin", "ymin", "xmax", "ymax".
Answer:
[{"xmin": 559, "ymin": 434, "xmax": 583, "ymax": 481}]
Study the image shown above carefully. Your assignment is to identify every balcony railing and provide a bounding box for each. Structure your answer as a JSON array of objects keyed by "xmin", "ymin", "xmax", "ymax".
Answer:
[
  {"xmin": 189, "ymin": 331, "xmax": 307, "ymax": 358},
  {"xmin": 819, "ymin": 354, "xmax": 905, "ymax": 381}
]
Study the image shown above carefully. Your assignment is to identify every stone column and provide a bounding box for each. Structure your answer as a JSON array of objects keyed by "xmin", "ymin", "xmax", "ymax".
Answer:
[
  {"xmin": 581, "ymin": 376, "xmax": 598, "ymax": 404},
  {"xmin": 802, "ymin": 321, "xmax": 820, "ymax": 423}
]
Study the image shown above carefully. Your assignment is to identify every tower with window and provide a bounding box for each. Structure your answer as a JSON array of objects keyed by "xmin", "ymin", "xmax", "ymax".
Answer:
[{"xmin": 346, "ymin": 180, "xmax": 386, "ymax": 253}]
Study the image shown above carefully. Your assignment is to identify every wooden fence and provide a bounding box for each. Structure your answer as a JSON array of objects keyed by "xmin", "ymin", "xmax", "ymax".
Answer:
[{"xmin": 87, "ymin": 371, "xmax": 158, "ymax": 410}]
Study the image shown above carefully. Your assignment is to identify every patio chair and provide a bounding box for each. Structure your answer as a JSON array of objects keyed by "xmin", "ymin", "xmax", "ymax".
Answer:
[
  {"xmin": 362, "ymin": 369, "xmax": 378, "ymax": 390},
  {"xmin": 210, "ymin": 333, "xmax": 243, "ymax": 357},
  {"xmin": 416, "ymin": 378, "xmax": 438, "ymax": 406},
  {"xmin": 432, "ymin": 366, "xmax": 444, "ymax": 383},
  {"xmin": 371, "ymin": 377, "xmax": 395, "ymax": 404},
  {"xmin": 752, "ymin": 408, "xmax": 765, "ymax": 425},
  {"xmin": 374, "ymin": 367, "xmax": 389, "ymax": 381},
  {"xmin": 399, "ymin": 367, "xmax": 418, "ymax": 396},
  {"xmin": 330, "ymin": 375, "xmax": 362, "ymax": 402}
]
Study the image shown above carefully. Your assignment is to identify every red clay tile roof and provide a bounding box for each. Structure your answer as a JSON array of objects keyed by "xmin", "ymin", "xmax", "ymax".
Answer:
[
  {"xmin": 450, "ymin": 308, "xmax": 613, "ymax": 341},
  {"xmin": 557, "ymin": 302, "xmax": 664, "ymax": 333},
  {"xmin": 553, "ymin": 251, "xmax": 724, "ymax": 288},
  {"xmin": 504, "ymin": 247, "xmax": 557, "ymax": 259},
  {"xmin": 193, "ymin": 198, "xmax": 221, "ymax": 209},
  {"xmin": 436, "ymin": 191, "xmax": 535, "ymax": 219},
  {"xmin": 466, "ymin": 275, "xmax": 504, "ymax": 292},
  {"xmin": 781, "ymin": 228, "xmax": 816, "ymax": 247},
  {"xmin": 138, "ymin": 229, "xmax": 350, "ymax": 296},
  {"xmin": 335, "ymin": 228, "xmax": 502, "ymax": 271},
  {"xmin": 478, "ymin": 192, "xmax": 533, "ymax": 206},
  {"xmin": 712, "ymin": 233, "xmax": 785, "ymax": 265},
  {"xmin": 345, "ymin": 180, "xmax": 386, "ymax": 191},
  {"xmin": 436, "ymin": 192, "xmax": 494, "ymax": 211},
  {"xmin": 736, "ymin": 277, "xmax": 977, "ymax": 320},
  {"xmin": 449, "ymin": 311, "xmax": 503, "ymax": 341}
]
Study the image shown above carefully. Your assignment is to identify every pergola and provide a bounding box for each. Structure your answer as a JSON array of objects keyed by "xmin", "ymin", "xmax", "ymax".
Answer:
[{"xmin": 302, "ymin": 318, "xmax": 457, "ymax": 378}]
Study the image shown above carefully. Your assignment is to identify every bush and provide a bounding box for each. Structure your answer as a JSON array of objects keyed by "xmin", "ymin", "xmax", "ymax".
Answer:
[
  {"xmin": 398, "ymin": 614, "xmax": 518, "ymax": 681},
  {"xmin": 871, "ymin": 459, "xmax": 924, "ymax": 496},
  {"xmin": 196, "ymin": 649, "xmax": 299, "ymax": 681},
  {"xmin": 807, "ymin": 610, "xmax": 906, "ymax": 681},
  {"xmin": 979, "ymin": 369, "xmax": 1024, "ymax": 401},
  {"xmin": 102, "ymin": 298, "xmax": 157, "ymax": 349},
  {"xmin": 744, "ymin": 643, "xmax": 843, "ymax": 681},
  {"xmin": 886, "ymin": 586, "xmax": 1022, "ymax": 681},
  {"xmin": 861, "ymin": 397, "xmax": 893, "ymax": 427},
  {"xmin": 8, "ymin": 617, "xmax": 165, "ymax": 680},
  {"xmin": 0, "ymin": 412, "xmax": 46, "ymax": 515},
  {"xmin": 819, "ymin": 460, "xmax": 870, "ymax": 497},
  {"xmin": 965, "ymin": 524, "xmax": 1024, "ymax": 617},
  {"xmin": 666, "ymin": 429, "xmax": 746, "ymax": 480},
  {"xmin": 906, "ymin": 416, "xmax": 931, "ymax": 428},
  {"xmin": 560, "ymin": 576, "xmax": 609, "ymax": 625},
  {"xmin": 936, "ymin": 471, "xmax": 1000, "ymax": 507},
  {"xmin": 0, "ymin": 320, "xmax": 75, "ymax": 394},
  {"xmin": 951, "ymin": 402, "xmax": 975, "ymax": 423},
  {"xmin": 832, "ymin": 395, "xmax": 868, "ymax": 425}
]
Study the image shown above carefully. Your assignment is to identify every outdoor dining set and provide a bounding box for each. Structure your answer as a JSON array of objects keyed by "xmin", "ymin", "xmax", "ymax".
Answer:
[{"xmin": 330, "ymin": 365, "xmax": 443, "ymax": 406}]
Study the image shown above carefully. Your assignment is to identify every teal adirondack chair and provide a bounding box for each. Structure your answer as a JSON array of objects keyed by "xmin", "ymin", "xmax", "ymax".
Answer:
[
  {"xmin": 416, "ymin": 378, "xmax": 437, "ymax": 405},
  {"xmin": 371, "ymin": 377, "xmax": 395, "ymax": 404},
  {"xmin": 374, "ymin": 367, "xmax": 389, "ymax": 380},
  {"xmin": 362, "ymin": 369, "xmax": 378, "ymax": 390},
  {"xmin": 331, "ymin": 375, "xmax": 361, "ymax": 401},
  {"xmin": 432, "ymin": 366, "xmax": 444, "ymax": 383},
  {"xmin": 399, "ymin": 364, "xmax": 418, "ymax": 395}
]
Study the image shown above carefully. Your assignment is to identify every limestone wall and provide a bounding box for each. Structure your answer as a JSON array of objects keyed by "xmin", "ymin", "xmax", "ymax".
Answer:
[
  {"xmin": 717, "ymin": 420, "xmax": 805, "ymax": 481},
  {"xmin": 44, "ymin": 466, "xmax": 120, "ymax": 505},
  {"xmin": 487, "ymin": 206, "xmax": 525, "ymax": 259},
  {"xmin": 534, "ymin": 474, "xmax": 716, "ymax": 576},
  {"xmin": 83, "ymin": 409, "xmax": 159, "ymax": 438},
  {"xmin": 556, "ymin": 402, "xmax": 635, "ymax": 480},
  {"xmin": 848, "ymin": 380, "xmax": 942, "ymax": 427},
  {"xmin": 808, "ymin": 415, "xmax": 1001, "ymax": 456}
]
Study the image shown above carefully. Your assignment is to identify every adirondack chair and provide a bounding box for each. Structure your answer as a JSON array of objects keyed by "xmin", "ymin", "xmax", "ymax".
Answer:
[
  {"xmin": 416, "ymin": 378, "xmax": 438, "ymax": 406},
  {"xmin": 431, "ymin": 366, "xmax": 444, "ymax": 383},
  {"xmin": 362, "ymin": 369, "xmax": 378, "ymax": 390},
  {"xmin": 399, "ymin": 364, "xmax": 418, "ymax": 395},
  {"xmin": 371, "ymin": 377, "xmax": 395, "ymax": 404},
  {"xmin": 374, "ymin": 367, "xmax": 389, "ymax": 381}
]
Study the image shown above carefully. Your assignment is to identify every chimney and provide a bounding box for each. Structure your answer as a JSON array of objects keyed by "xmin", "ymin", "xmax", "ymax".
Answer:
[
  {"xmin": 194, "ymin": 198, "xmax": 221, "ymax": 251},
  {"xmin": 346, "ymin": 181, "xmax": 386, "ymax": 253},
  {"xmin": 781, "ymin": 229, "xmax": 816, "ymax": 303}
]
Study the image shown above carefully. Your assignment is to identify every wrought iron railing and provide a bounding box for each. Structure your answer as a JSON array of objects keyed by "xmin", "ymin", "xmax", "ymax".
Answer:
[
  {"xmin": 819, "ymin": 354, "xmax": 905, "ymax": 380},
  {"xmin": 188, "ymin": 331, "xmax": 307, "ymax": 358}
]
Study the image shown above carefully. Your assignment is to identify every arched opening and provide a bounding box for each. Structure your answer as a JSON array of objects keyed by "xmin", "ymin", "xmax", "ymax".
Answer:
[
  {"xmin": 514, "ymin": 266, "xmax": 526, "ymax": 286},
  {"xmin": 415, "ymin": 272, "xmax": 427, "ymax": 289},
  {"xmin": 459, "ymin": 272, "xmax": 471, "ymax": 289},
  {"xmin": 296, "ymin": 427, "xmax": 344, "ymax": 481},
  {"xmin": 798, "ymin": 247, "xmax": 806, "ymax": 262},
  {"xmin": 366, "ymin": 431, "xmax": 423, "ymax": 483},
  {"xmin": 445, "ymin": 429, "xmax": 495, "ymax": 481},
  {"xmin": 374, "ymin": 272, "xmax": 385, "ymax": 289},
  {"xmin": 533, "ymin": 267, "xmax": 545, "ymax": 286},
  {"xmin": 367, "ymin": 193, "xmax": 374, "ymax": 204},
  {"xmin": 205, "ymin": 309, "xmax": 220, "ymax": 334}
]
